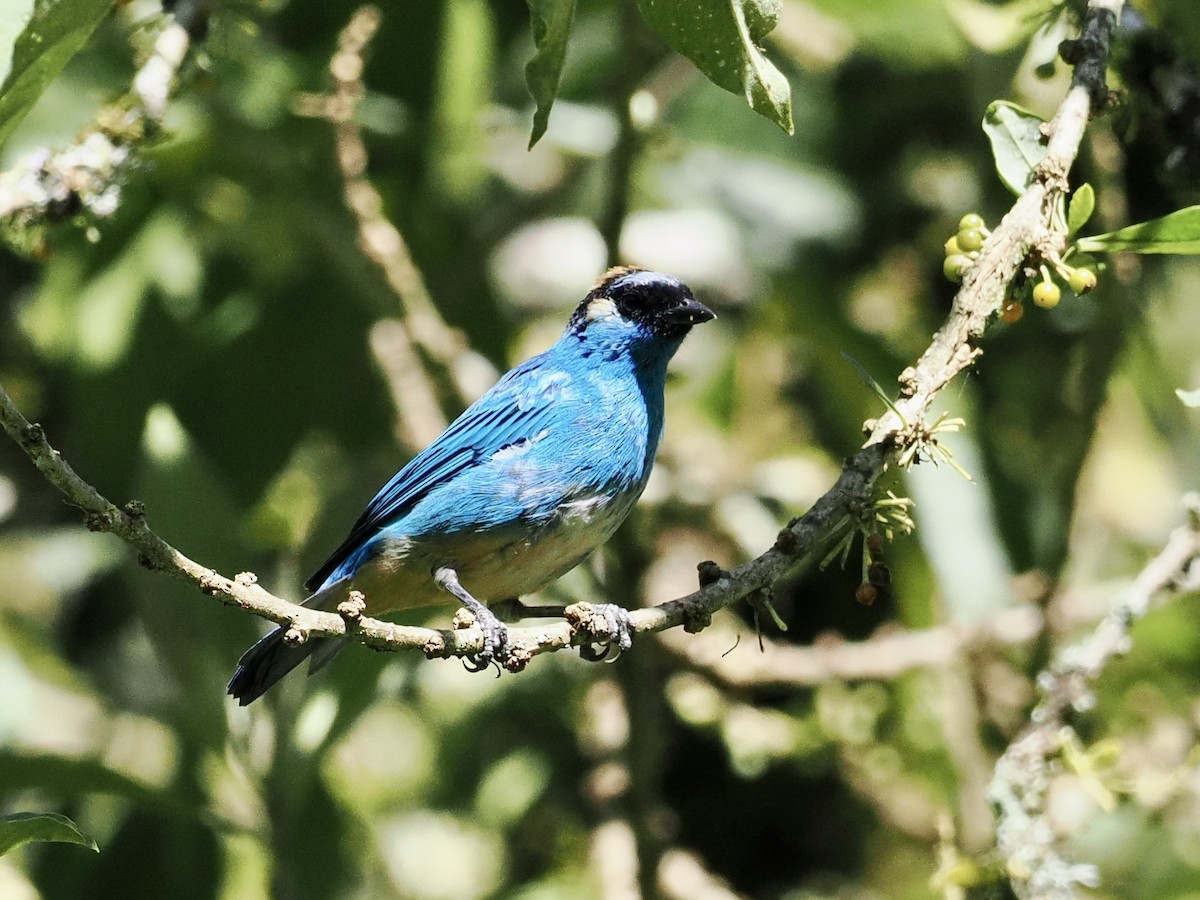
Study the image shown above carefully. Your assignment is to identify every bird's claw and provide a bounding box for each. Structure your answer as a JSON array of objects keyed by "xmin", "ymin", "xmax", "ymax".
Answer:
[
  {"xmin": 461, "ymin": 604, "xmax": 510, "ymax": 673},
  {"xmin": 578, "ymin": 603, "xmax": 634, "ymax": 663}
]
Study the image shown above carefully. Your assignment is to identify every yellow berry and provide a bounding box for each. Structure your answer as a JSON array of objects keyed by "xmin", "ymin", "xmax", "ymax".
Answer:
[
  {"xmin": 944, "ymin": 235, "xmax": 962, "ymax": 256},
  {"xmin": 1068, "ymin": 268, "xmax": 1097, "ymax": 294},
  {"xmin": 1032, "ymin": 281, "xmax": 1061, "ymax": 308}
]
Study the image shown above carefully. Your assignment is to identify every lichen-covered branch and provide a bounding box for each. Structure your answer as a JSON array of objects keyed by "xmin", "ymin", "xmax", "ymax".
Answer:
[
  {"xmin": 0, "ymin": 8, "xmax": 197, "ymax": 233},
  {"xmin": 988, "ymin": 498, "xmax": 1200, "ymax": 898}
]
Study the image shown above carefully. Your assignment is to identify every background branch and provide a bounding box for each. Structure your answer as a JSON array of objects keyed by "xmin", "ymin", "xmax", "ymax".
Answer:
[
  {"xmin": 0, "ymin": 7, "xmax": 197, "ymax": 230},
  {"xmin": 658, "ymin": 605, "xmax": 1042, "ymax": 688},
  {"xmin": 660, "ymin": 512, "xmax": 1200, "ymax": 893},
  {"xmin": 988, "ymin": 498, "xmax": 1200, "ymax": 899},
  {"xmin": 295, "ymin": 4, "xmax": 496, "ymax": 451}
]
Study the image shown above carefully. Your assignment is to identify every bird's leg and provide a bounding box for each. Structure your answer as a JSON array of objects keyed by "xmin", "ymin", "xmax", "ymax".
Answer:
[{"xmin": 433, "ymin": 566, "xmax": 509, "ymax": 672}]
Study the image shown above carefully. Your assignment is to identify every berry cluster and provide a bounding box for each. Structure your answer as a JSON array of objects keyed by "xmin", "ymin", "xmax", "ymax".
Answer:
[
  {"xmin": 1028, "ymin": 261, "xmax": 1097, "ymax": 312},
  {"xmin": 942, "ymin": 212, "xmax": 988, "ymax": 283},
  {"xmin": 941, "ymin": 212, "xmax": 1099, "ymax": 322}
]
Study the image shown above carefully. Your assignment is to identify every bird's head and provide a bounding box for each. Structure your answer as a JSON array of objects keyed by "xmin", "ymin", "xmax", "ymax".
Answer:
[{"xmin": 567, "ymin": 267, "xmax": 715, "ymax": 356}]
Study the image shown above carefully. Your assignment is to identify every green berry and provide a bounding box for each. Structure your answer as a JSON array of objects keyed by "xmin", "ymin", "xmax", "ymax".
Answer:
[
  {"xmin": 944, "ymin": 235, "xmax": 961, "ymax": 256},
  {"xmin": 943, "ymin": 253, "xmax": 971, "ymax": 282},
  {"xmin": 1068, "ymin": 267, "xmax": 1097, "ymax": 294},
  {"xmin": 958, "ymin": 213, "xmax": 985, "ymax": 232},
  {"xmin": 1032, "ymin": 281, "xmax": 1061, "ymax": 308},
  {"xmin": 957, "ymin": 228, "xmax": 985, "ymax": 252}
]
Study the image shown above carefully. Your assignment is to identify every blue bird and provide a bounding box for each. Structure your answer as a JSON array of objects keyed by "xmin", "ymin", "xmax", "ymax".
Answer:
[{"xmin": 228, "ymin": 267, "xmax": 714, "ymax": 704}]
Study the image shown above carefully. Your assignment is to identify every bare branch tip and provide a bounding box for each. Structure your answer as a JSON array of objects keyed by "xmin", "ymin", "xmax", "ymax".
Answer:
[
  {"xmin": 696, "ymin": 560, "xmax": 727, "ymax": 587},
  {"xmin": 198, "ymin": 572, "xmax": 225, "ymax": 596},
  {"xmin": 84, "ymin": 511, "xmax": 112, "ymax": 532},
  {"xmin": 774, "ymin": 527, "xmax": 802, "ymax": 556},
  {"xmin": 337, "ymin": 590, "xmax": 367, "ymax": 623},
  {"xmin": 682, "ymin": 604, "xmax": 714, "ymax": 634},
  {"xmin": 21, "ymin": 422, "xmax": 45, "ymax": 446},
  {"xmin": 504, "ymin": 646, "xmax": 533, "ymax": 672},
  {"xmin": 422, "ymin": 633, "xmax": 448, "ymax": 659}
]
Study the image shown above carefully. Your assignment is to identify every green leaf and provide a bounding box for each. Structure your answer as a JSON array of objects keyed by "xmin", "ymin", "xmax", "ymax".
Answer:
[
  {"xmin": 1176, "ymin": 388, "xmax": 1200, "ymax": 408},
  {"xmin": 1075, "ymin": 206, "xmax": 1200, "ymax": 254},
  {"xmin": 1067, "ymin": 183, "xmax": 1095, "ymax": 237},
  {"xmin": 0, "ymin": 0, "xmax": 116, "ymax": 150},
  {"xmin": 524, "ymin": 0, "xmax": 576, "ymax": 149},
  {"xmin": 637, "ymin": 0, "xmax": 793, "ymax": 135},
  {"xmin": 0, "ymin": 812, "xmax": 98, "ymax": 856},
  {"xmin": 981, "ymin": 100, "xmax": 1047, "ymax": 195}
]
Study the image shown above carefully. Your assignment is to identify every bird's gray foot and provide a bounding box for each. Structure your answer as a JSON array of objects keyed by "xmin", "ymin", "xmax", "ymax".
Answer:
[
  {"xmin": 578, "ymin": 603, "xmax": 634, "ymax": 662},
  {"xmin": 434, "ymin": 567, "xmax": 509, "ymax": 672}
]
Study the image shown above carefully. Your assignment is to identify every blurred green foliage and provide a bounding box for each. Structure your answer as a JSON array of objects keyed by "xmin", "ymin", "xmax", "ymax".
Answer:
[{"xmin": 3, "ymin": 0, "xmax": 1200, "ymax": 898}]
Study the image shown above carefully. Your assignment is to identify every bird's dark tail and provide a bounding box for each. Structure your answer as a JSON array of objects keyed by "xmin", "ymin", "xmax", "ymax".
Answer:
[{"xmin": 227, "ymin": 581, "xmax": 349, "ymax": 706}]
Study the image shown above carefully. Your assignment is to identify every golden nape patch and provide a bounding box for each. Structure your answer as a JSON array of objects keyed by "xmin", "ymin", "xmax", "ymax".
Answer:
[
  {"xmin": 590, "ymin": 264, "xmax": 643, "ymax": 292},
  {"xmin": 584, "ymin": 296, "xmax": 620, "ymax": 322}
]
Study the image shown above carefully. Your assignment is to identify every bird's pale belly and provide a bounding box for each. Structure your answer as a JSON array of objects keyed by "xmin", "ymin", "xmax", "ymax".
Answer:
[{"xmin": 343, "ymin": 491, "xmax": 636, "ymax": 616}]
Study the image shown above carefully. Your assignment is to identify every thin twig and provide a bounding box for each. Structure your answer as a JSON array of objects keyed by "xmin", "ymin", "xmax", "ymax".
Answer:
[
  {"xmin": 295, "ymin": 4, "xmax": 496, "ymax": 440},
  {"xmin": 293, "ymin": 6, "xmax": 447, "ymax": 449}
]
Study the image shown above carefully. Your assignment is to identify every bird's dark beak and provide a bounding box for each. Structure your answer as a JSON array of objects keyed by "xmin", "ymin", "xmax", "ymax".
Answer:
[{"xmin": 662, "ymin": 299, "xmax": 716, "ymax": 326}]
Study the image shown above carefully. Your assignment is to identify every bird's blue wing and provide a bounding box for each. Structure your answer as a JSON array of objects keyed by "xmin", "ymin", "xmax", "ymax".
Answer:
[{"xmin": 305, "ymin": 353, "xmax": 567, "ymax": 590}]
